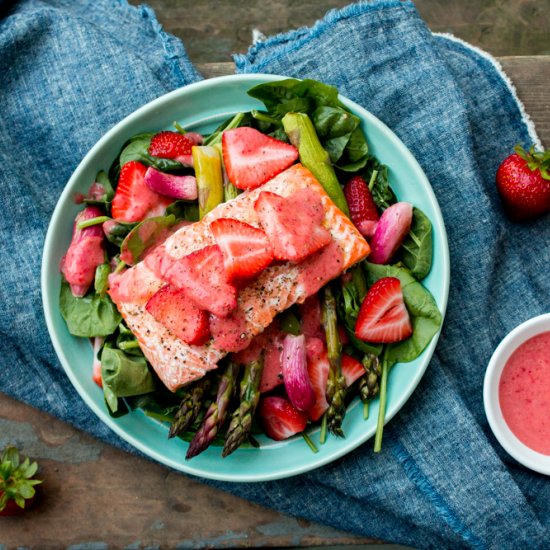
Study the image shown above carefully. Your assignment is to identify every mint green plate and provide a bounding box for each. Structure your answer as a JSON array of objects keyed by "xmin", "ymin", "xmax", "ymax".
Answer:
[{"xmin": 42, "ymin": 74, "xmax": 450, "ymax": 482}]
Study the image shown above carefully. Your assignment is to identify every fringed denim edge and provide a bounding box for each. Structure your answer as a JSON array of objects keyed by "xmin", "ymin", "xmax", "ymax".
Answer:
[
  {"xmin": 116, "ymin": 0, "xmax": 203, "ymax": 86},
  {"xmin": 233, "ymin": 0, "xmax": 415, "ymax": 73}
]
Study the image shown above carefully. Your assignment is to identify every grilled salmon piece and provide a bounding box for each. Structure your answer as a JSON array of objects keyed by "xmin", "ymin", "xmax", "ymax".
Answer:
[{"xmin": 108, "ymin": 164, "xmax": 370, "ymax": 392}]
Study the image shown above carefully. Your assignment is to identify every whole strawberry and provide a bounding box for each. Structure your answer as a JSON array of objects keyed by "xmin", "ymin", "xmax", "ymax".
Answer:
[
  {"xmin": 496, "ymin": 145, "xmax": 550, "ymax": 221},
  {"xmin": 0, "ymin": 446, "xmax": 42, "ymax": 515}
]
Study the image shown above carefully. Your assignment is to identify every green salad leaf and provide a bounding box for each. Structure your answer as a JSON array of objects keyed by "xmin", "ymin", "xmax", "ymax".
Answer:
[
  {"xmin": 247, "ymin": 78, "xmax": 369, "ymax": 171},
  {"xmin": 101, "ymin": 346, "xmax": 156, "ymax": 414},
  {"xmin": 399, "ymin": 207, "xmax": 433, "ymax": 280},
  {"xmin": 363, "ymin": 262, "xmax": 442, "ymax": 363},
  {"xmin": 60, "ymin": 281, "xmax": 121, "ymax": 338},
  {"xmin": 120, "ymin": 214, "xmax": 176, "ymax": 266},
  {"xmin": 83, "ymin": 170, "xmax": 115, "ymax": 207}
]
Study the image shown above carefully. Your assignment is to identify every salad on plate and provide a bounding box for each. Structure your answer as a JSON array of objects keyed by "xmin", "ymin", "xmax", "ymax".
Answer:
[{"xmin": 59, "ymin": 78, "xmax": 442, "ymax": 459}]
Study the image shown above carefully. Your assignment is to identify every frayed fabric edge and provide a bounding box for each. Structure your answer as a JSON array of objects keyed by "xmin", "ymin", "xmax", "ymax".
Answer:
[
  {"xmin": 116, "ymin": 0, "xmax": 203, "ymax": 85},
  {"xmin": 234, "ymin": 0, "xmax": 415, "ymax": 73},
  {"xmin": 434, "ymin": 32, "xmax": 542, "ymax": 151}
]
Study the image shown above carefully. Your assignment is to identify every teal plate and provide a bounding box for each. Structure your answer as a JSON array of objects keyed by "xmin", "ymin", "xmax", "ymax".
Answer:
[{"xmin": 42, "ymin": 74, "xmax": 450, "ymax": 482}]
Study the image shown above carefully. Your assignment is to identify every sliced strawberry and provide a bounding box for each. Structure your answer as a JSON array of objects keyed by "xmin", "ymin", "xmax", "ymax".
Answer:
[
  {"xmin": 306, "ymin": 337, "xmax": 330, "ymax": 421},
  {"xmin": 298, "ymin": 294, "xmax": 324, "ymax": 339},
  {"xmin": 159, "ymin": 245, "xmax": 237, "ymax": 318},
  {"xmin": 222, "ymin": 127, "xmax": 298, "ymax": 190},
  {"xmin": 344, "ymin": 175, "xmax": 380, "ymax": 238},
  {"xmin": 341, "ymin": 354, "xmax": 366, "ymax": 387},
  {"xmin": 355, "ymin": 277, "xmax": 412, "ymax": 344},
  {"xmin": 111, "ymin": 161, "xmax": 172, "ymax": 222},
  {"xmin": 210, "ymin": 218, "xmax": 273, "ymax": 283},
  {"xmin": 92, "ymin": 361, "xmax": 103, "ymax": 388},
  {"xmin": 148, "ymin": 131, "xmax": 193, "ymax": 162},
  {"xmin": 145, "ymin": 285, "xmax": 210, "ymax": 345},
  {"xmin": 254, "ymin": 188, "xmax": 331, "ymax": 262},
  {"xmin": 259, "ymin": 396, "xmax": 308, "ymax": 441}
]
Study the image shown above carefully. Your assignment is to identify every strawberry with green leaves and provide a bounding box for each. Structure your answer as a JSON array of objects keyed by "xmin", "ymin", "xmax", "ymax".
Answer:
[
  {"xmin": 496, "ymin": 145, "xmax": 550, "ymax": 221},
  {"xmin": 0, "ymin": 446, "xmax": 42, "ymax": 516}
]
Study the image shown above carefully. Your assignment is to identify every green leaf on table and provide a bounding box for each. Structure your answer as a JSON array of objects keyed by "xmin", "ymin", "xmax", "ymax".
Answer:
[
  {"xmin": 120, "ymin": 214, "xmax": 176, "ymax": 266},
  {"xmin": 398, "ymin": 207, "xmax": 433, "ymax": 280},
  {"xmin": 60, "ymin": 281, "xmax": 121, "ymax": 338},
  {"xmin": 363, "ymin": 262, "xmax": 442, "ymax": 363}
]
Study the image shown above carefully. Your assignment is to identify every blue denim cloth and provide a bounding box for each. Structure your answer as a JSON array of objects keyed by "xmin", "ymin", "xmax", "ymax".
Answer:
[{"xmin": 0, "ymin": 1, "xmax": 548, "ymax": 548}]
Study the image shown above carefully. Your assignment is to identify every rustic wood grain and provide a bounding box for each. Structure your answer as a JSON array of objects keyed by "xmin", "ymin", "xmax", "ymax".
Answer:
[
  {"xmin": 0, "ymin": 393, "xmax": 375, "ymax": 549},
  {"xmin": 131, "ymin": 0, "xmax": 550, "ymax": 62}
]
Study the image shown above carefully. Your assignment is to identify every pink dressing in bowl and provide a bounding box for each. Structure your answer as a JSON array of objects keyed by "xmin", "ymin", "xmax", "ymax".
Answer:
[{"xmin": 499, "ymin": 331, "xmax": 550, "ymax": 455}]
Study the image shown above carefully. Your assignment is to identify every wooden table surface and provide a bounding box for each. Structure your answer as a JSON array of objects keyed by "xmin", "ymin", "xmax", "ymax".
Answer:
[{"xmin": 2, "ymin": 2, "xmax": 549, "ymax": 549}]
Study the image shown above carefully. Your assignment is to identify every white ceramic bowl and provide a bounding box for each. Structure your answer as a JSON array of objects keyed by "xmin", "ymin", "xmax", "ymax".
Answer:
[{"xmin": 484, "ymin": 313, "xmax": 550, "ymax": 475}]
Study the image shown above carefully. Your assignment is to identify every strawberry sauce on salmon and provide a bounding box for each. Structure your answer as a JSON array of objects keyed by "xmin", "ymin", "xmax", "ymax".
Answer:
[{"xmin": 108, "ymin": 164, "xmax": 370, "ymax": 391}]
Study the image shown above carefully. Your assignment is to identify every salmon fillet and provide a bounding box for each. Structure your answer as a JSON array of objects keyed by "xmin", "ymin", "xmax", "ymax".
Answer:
[{"xmin": 108, "ymin": 164, "xmax": 370, "ymax": 391}]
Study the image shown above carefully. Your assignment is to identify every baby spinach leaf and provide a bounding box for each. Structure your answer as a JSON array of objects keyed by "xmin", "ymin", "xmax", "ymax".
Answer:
[
  {"xmin": 336, "ymin": 127, "xmax": 370, "ymax": 172},
  {"xmin": 119, "ymin": 137, "xmax": 185, "ymax": 173},
  {"xmin": 60, "ymin": 281, "xmax": 121, "ymax": 338},
  {"xmin": 363, "ymin": 262, "xmax": 442, "ymax": 364},
  {"xmin": 166, "ymin": 201, "xmax": 200, "ymax": 222},
  {"xmin": 120, "ymin": 214, "xmax": 176, "ymax": 266},
  {"xmin": 94, "ymin": 263, "xmax": 110, "ymax": 297},
  {"xmin": 248, "ymin": 78, "xmax": 368, "ymax": 171},
  {"xmin": 101, "ymin": 346, "xmax": 156, "ymax": 413},
  {"xmin": 399, "ymin": 207, "xmax": 433, "ymax": 280},
  {"xmin": 83, "ymin": 170, "xmax": 114, "ymax": 207},
  {"xmin": 312, "ymin": 106, "xmax": 360, "ymax": 164},
  {"xmin": 362, "ymin": 160, "xmax": 395, "ymax": 210},
  {"xmin": 103, "ymin": 220, "xmax": 138, "ymax": 247},
  {"xmin": 116, "ymin": 323, "xmax": 144, "ymax": 357}
]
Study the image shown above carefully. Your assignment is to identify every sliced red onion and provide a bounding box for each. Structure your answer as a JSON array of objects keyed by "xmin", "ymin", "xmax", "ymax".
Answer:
[
  {"xmin": 184, "ymin": 132, "xmax": 203, "ymax": 145},
  {"xmin": 282, "ymin": 334, "xmax": 316, "ymax": 412},
  {"xmin": 144, "ymin": 167, "xmax": 198, "ymax": 200},
  {"xmin": 92, "ymin": 337, "xmax": 104, "ymax": 388},
  {"xmin": 369, "ymin": 202, "xmax": 413, "ymax": 264},
  {"xmin": 60, "ymin": 206, "xmax": 105, "ymax": 297}
]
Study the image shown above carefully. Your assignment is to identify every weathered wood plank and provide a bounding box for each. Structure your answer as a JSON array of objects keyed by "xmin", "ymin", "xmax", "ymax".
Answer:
[
  {"xmin": 133, "ymin": 0, "xmax": 550, "ymax": 62},
  {"xmin": 0, "ymin": 393, "xmax": 375, "ymax": 549},
  {"xmin": 196, "ymin": 57, "xmax": 550, "ymax": 148}
]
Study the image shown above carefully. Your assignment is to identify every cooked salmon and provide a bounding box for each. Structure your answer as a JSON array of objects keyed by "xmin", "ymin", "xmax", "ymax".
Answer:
[{"xmin": 108, "ymin": 164, "xmax": 370, "ymax": 391}]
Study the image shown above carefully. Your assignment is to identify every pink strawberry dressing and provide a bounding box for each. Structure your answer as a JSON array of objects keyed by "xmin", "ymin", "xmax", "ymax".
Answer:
[{"xmin": 499, "ymin": 331, "xmax": 550, "ymax": 455}]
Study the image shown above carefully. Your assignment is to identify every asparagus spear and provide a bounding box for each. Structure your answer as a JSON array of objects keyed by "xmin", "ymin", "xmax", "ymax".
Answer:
[
  {"xmin": 213, "ymin": 142, "xmax": 240, "ymax": 202},
  {"xmin": 374, "ymin": 351, "xmax": 394, "ymax": 453},
  {"xmin": 281, "ymin": 112, "xmax": 350, "ymax": 217},
  {"xmin": 321, "ymin": 286, "xmax": 347, "ymax": 437},
  {"xmin": 358, "ymin": 353, "xmax": 382, "ymax": 403},
  {"xmin": 186, "ymin": 361, "xmax": 240, "ymax": 459},
  {"xmin": 222, "ymin": 357, "xmax": 264, "ymax": 457},
  {"xmin": 191, "ymin": 145, "xmax": 224, "ymax": 219},
  {"xmin": 169, "ymin": 377, "xmax": 212, "ymax": 439}
]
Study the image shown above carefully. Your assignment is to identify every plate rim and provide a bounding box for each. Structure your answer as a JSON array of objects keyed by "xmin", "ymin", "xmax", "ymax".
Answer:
[{"xmin": 41, "ymin": 73, "xmax": 450, "ymax": 482}]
